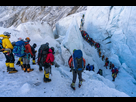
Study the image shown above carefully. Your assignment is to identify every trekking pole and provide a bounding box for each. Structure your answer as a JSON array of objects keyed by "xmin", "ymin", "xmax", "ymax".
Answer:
[{"xmin": 50, "ymin": 66, "xmax": 52, "ymax": 76}]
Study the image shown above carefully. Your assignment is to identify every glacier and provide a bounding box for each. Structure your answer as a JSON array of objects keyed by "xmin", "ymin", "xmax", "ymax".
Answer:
[
  {"xmin": 84, "ymin": 6, "xmax": 136, "ymax": 79},
  {"xmin": 54, "ymin": 6, "xmax": 136, "ymax": 97},
  {"xmin": 0, "ymin": 6, "xmax": 136, "ymax": 97}
]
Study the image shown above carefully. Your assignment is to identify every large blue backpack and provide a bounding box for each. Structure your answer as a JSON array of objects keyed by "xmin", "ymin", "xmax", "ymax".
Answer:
[
  {"xmin": 0, "ymin": 39, "xmax": 3, "ymax": 52},
  {"xmin": 89, "ymin": 65, "xmax": 94, "ymax": 71},
  {"xmin": 13, "ymin": 41, "xmax": 26, "ymax": 57},
  {"xmin": 73, "ymin": 50, "xmax": 84, "ymax": 72}
]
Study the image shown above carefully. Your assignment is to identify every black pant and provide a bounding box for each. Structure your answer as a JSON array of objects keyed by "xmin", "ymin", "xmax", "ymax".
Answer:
[
  {"xmin": 4, "ymin": 52, "xmax": 15, "ymax": 63},
  {"xmin": 72, "ymin": 70, "xmax": 82, "ymax": 83}
]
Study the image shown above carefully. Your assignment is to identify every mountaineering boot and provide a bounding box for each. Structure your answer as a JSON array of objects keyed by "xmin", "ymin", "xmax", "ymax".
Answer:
[
  {"xmin": 23, "ymin": 64, "xmax": 27, "ymax": 72},
  {"xmin": 8, "ymin": 63, "xmax": 18, "ymax": 74},
  {"xmin": 39, "ymin": 67, "xmax": 43, "ymax": 72},
  {"xmin": 16, "ymin": 60, "xmax": 21, "ymax": 66},
  {"xmin": 43, "ymin": 71, "xmax": 51, "ymax": 83},
  {"xmin": 5, "ymin": 63, "xmax": 10, "ymax": 72},
  {"xmin": 79, "ymin": 81, "xmax": 82, "ymax": 88},
  {"xmin": 16, "ymin": 57, "xmax": 22, "ymax": 66},
  {"xmin": 71, "ymin": 82, "xmax": 76, "ymax": 90},
  {"xmin": 7, "ymin": 66, "xmax": 10, "ymax": 72},
  {"xmin": 32, "ymin": 60, "xmax": 36, "ymax": 65},
  {"xmin": 26, "ymin": 64, "xmax": 34, "ymax": 73},
  {"xmin": 8, "ymin": 68, "xmax": 18, "ymax": 74}
]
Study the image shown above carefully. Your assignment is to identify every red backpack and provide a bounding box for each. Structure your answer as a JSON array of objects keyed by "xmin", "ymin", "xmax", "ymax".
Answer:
[{"xmin": 44, "ymin": 49, "xmax": 54, "ymax": 64}]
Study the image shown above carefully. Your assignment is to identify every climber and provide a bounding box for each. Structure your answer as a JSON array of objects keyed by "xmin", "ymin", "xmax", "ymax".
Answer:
[
  {"xmin": 98, "ymin": 48, "xmax": 101, "ymax": 57},
  {"xmin": 110, "ymin": 63, "xmax": 114, "ymax": 70},
  {"xmin": 50, "ymin": 46, "xmax": 59, "ymax": 68},
  {"xmin": 95, "ymin": 42, "xmax": 100, "ymax": 49},
  {"xmin": 104, "ymin": 61, "xmax": 109, "ymax": 69},
  {"xmin": 0, "ymin": 32, "xmax": 18, "ymax": 73},
  {"xmin": 88, "ymin": 38, "xmax": 93, "ymax": 46},
  {"xmin": 31, "ymin": 43, "xmax": 37, "ymax": 65},
  {"xmin": 99, "ymin": 51, "xmax": 101, "ymax": 57},
  {"xmin": 15, "ymin": 37, "xmax": 25, "ymax": 69},
  {"xmin": 43, "ymin": 48, "xmax": 54, "ymax": 82},
  {"xmin": 82, "ymin": 31, "xmax": 87, "ymax": 40},
  {"xmin": 97, "ymin": 69, "xmax": 103, "ymax": 76},
  {"xmin": 80, "ymin": 14, "xmax": 85, "ymax": 30},
  {"xmin": 85, "ymin": 33, "xmax": 89, "ymax": 41},
  {"xmin": 89, "ymin": 38, "xmax": 95, "ymax": 46},
  {"xmin": 86, "ymin": 64, "xmax": 94, "ymax": 71},
  {"xmin": 37, "ymin": 42, "xmax": 49, "ymax": 72},
  {"xmin": 68, "ymin": 49, "xmax": 86, "ymax": 90},
  {"xmin": 111, "ymin": 67, "xmax": 119, "ymax": 81},
  {"xmin": 104, "ymin": 57, "xmax": 109, "ymax": 69},
  {"xmin": 86, "ymin": 64, "xmax": 90, "ymax": 70},
  {"xmin": 81, "ymin": 30, "xmax": 90, "ymax": 41},
  {"xmin": 102, "ymin": 55, "xmax": 105, "ymax": 61},
  {"xmin": 91, "ymin": 39, "xmax": 95, "ymax": 46},
  {"xmin": 90, "ymin": 65, "xmax": 94, "ymax": 71},
  {"xmin": 22, "ymin": 37, "xmax": 34, "ymax": 73}
]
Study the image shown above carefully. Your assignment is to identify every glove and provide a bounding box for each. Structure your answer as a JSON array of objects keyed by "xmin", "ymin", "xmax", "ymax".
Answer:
[
  {"xmin": 51, "ymin": 62, "xmax": 55, "ymax": 65},
  {"xmin": 31, "ymin": 55, "xmax": 34, "ymax": 58},
  {"xmin": 70, "ymin": 66, "xmax": 73, "ymax": 72}
]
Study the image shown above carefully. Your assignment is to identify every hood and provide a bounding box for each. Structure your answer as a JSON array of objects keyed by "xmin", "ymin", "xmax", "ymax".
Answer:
[
  {"xmin": 0, "ymin": 34, "xmax": 10, "ymax": 39},
  {"xmin": 49, "ymin": 48, "xmax": 53, "ymax": 53}
]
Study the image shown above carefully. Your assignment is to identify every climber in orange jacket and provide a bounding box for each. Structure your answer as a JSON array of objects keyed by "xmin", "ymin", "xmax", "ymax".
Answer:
[{"xmin": 68, "ymin": 55, "xmax": 86, "ymax": 72}]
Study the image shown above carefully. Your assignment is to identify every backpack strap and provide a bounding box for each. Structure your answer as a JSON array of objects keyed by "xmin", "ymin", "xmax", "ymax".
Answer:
[{"xmin": 37, "ymin": 50, "xmax": 42, "ymax": 64}]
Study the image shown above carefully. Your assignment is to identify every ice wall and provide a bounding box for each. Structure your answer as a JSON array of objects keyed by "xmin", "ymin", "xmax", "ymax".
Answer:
[
  {"xmin": 62, "ymin": 18, "xmax": 83, "ymax": 54},
  {"xmin": 84, "ymin": 6, "xmax": 136, "ymax": 78}
]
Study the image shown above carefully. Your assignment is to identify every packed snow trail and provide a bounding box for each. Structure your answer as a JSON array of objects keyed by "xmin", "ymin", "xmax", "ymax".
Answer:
[
  {"xmin": 80, "ymin": 14, "xmax": 113, "ymax": 80},
  {"xmin": 0, "ymin": 56, "xmax": 129, "ymax": 97},
  {"xmin": 0, "ymin": 12, "xmax": 130, "ymax": 97}
]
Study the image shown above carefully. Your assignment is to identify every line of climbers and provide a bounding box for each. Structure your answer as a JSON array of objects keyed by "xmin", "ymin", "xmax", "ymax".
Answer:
[
  {"xmin": 79, "ymin": 14, "xmax": 119, "ymax": 82},
  {"xmin": 0, "ymin": 32, "xmax": 57, "ymax": 83},
  {"xmin": 0, "ymin": 15, "xmax": 119, "ymax": 90},
  {"xmin": 0, "ymin": 31, "xmax": 88, "ymax": 90}
]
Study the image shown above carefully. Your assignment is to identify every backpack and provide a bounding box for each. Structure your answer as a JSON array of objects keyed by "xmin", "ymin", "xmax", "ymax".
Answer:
[
  {"xmin": 73, "ymin": 50, "xmax": 84, "ymax": 72},
  {"xmin": 13, "ymin": 41, "xmax": 26, "ymax": 57},
  {"xmin": 99, "ymin": 69, "xmax": 103, "ymax": 76},
  {"xmin": 86, "ymin": 65, "xmax": 90, "ymax": 70},
  {"xmin": 44, "ymin": 49, "xmax": 54, "ymax": 64},
  {"xmin": 113, "ymin": 67, "xmax": 118, "ymax": 74},
  {"xmin": 90, "ymin": 65, "xmax": 94, "ymax": 71},
  {"xmin": 0, "ymin": 39, "xmax": 3, "ymax": 52},
  {"xmin": 68, "ymin": 55, "xmax": 72, "ymax": 65},
  {"xmin": 38, "ymin": 43, "xmax": 49, "ymax": 66}
]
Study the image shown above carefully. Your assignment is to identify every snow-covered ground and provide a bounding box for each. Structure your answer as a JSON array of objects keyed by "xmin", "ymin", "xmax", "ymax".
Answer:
[
  {"xmin": 0, "ymin": 21, "xmax": 129, "ymax": 97},
  {"xmin": 0, "ymin": 6, "xmax": 136, "ymax": 97},
  {"xmin": 0, "ymin": 56, "xmax": 129, "ymax": 97}
]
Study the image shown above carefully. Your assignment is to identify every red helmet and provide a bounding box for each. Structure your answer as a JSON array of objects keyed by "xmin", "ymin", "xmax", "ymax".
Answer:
[{"xmin": 18, "ymin": 37, "xmax": 23, "ymax": 41}]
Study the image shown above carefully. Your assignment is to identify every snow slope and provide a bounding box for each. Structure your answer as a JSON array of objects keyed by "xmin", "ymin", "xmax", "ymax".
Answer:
[
  {"xmin": 0, "ymin": 62, "xmax": 129, "ymax": 97},
  {"xmin": 0, "ymin": 20, "xmax": 129, "ymax": 97},
  {"xmin": 54, "ymin": 6, "xmax": 136, "ymax": 97},
  {"xmin": 1, "ymin": 6, "xmax": 136, "ymax": 97}
]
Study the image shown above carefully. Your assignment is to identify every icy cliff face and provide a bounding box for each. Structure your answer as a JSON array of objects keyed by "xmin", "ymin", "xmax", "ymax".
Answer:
[
  {"xmin": 0, "ymin": 6, "xmax": 136, "ymax": 96},
  {"xmin": 0, "ymin": 6, "xmax": 87, "ymax": 28},
  {"xmin": 84, "ymin": 6, "xmax": 136, "ymax": 78},
  {"xmin": 54, "ymin": 6, "xmax": 136, "ymax": 96}
]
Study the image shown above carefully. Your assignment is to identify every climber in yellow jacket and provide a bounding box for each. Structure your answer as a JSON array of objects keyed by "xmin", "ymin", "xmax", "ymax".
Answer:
[{"xmin": 0, "ymin": 32, "xmax": 18, "ymax": 73}]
